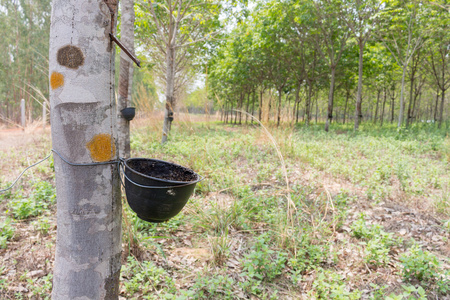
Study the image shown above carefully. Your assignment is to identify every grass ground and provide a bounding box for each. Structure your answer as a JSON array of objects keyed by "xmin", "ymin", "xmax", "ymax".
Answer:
[{"xmin": 0, "ymin": 116, "xmax": 449, "ymax": 299}]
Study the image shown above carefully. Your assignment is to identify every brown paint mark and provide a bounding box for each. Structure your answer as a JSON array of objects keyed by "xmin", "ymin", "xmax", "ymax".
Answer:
[
  {"xmin": 86, "ymin": 134, "xmax": 116, "ymax": 162},
  {"xmin": 57, "ymin": 45, "xmax": 85, "ymax": 69},
  {"xmin": 50, "ymin": 72, "xmax": 64, "ymax": 90}
]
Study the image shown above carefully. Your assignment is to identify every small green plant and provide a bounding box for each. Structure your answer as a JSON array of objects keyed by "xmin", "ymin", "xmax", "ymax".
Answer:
[
  {"xmin": 400, "ymin": 244, "xmax": 441, "ymax": 282},
  {"xmin": 188, "ymin": 274, "xmax": 236, "ymax": 299},
  {"xmin": 310, "ymin": 269, "xmax": 361, "ymax": 299},
  {"xmin": 8, "ymin": 181, "xmax": 56, "ymax": 220},
  {"xmin": 121, "ymin": 256, "xmax": 175, "ymax": 296},
  {"xmin": 0, "ymin": 217, "xmax": 15, "ymax": 248},
  {"xmin": 208, "ymin": 230, "xmax": 231, "ymax": 266},
  {"xmin": 241, "ymin": 233, "xmax": 287, "ymax": 281},
  {"xmin": 385, "ymin": 285, "xmax": 426, "ymax": 300},
  {"xmin": 32, "ymin": 217, "xmax": 52, "ymax": 235},
  {"xmin": 27, "ymin": 273, "xmax": 53, "ymax": 299},
  {"xmin": 364, "ymin": 238, "xmax": 390, "ymax": 267}
]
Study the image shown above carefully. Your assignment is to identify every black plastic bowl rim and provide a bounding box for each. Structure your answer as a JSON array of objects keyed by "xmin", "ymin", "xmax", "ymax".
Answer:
[{"xmin": 123, "ymin": 157, "xmax": 203, "ymax": 186}]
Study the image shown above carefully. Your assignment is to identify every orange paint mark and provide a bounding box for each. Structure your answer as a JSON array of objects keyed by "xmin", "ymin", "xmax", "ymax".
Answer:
[
  {"xmin": 86, "ymin": 134, "xmax": 116, "ymax": 162},
  {"xmin": 50, "ymin": 72, "xmax": 64, "ymax": 90}
]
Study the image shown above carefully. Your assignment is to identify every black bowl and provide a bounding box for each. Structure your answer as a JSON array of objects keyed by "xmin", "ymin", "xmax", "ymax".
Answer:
[
  {"xmin": 121, "ymin": 107, "xmax": 136, "ymax": 121},
  {"xmin": 123, "ymin": 158, "xmax": 202, "ymax": 223}
]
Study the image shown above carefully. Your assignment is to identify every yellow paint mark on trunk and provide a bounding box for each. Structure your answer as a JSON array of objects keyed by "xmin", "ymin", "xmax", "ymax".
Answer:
[
  {"xmin": 86, "ymin": 134, "xmax": 116, "ymax": 162},
  {"xmin": 50, "ymin": 72, "xmax": 64, "ymax": 90}
]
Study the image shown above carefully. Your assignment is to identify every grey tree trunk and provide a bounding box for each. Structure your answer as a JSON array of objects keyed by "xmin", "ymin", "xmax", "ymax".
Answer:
[
  {"xmin": 343, "ymin": 89, "xmax": 349, "ymax": 124},
  {"xmin": 21, "ymin": 99, "xmax": 25, "ymax": 129},
  {"xmin": 354, "ymin": 41, "xmax": 364, "ymax": 130},
  {"xmin": 381, "ymin": 87, "xmax": 387, "ymax": 126},
  {"xmin": 325, "ymin": 66, "xmax": 336, "ymax": 132},
  {"xmin": 162, "ymin": 46, "xmax": 176, "ymax": 144},
  {"xmin": 50, "ymin": 1, "xmax": 121, "ymax": 299},
  {"xmin": 277, "ymin": 90, "xmax": 282, "ymax": 127},
  {"xmin": 438, "ymin": 89, "xmax": 445, "ymax": 128},
  {"xmin": 374, "ymin": 89, "xmax": 380, "ymax": 124},
  {"xmin": 118, "ymin": 0, "xmax": 136, "ymax": 158},
  {"xmin": 305, "ymin": 83, "xmax": 312, "ymax": 126},
  {"xmin": 398, "ymin": 64, "xmax": 407, "ymax": 127}
]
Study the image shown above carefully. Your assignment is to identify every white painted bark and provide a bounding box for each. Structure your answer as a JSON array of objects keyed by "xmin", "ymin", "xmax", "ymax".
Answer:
[
  {"xmin": 49, "ymin": 1, "xmax": 121, "ymax": 299},
  {"xmin": 21, "ymin": 99, "xmax": 25, "ymax": 129},
  {"xmin": 162, "ymin": 45, "xmax": 176, "ymax": 144},
  {"xmin": 118, "ymin": 0, "xmax": 135, "ymax": 158}
]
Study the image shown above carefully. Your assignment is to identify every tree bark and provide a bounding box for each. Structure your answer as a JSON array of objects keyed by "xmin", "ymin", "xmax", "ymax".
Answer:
[
  {"xmin": 438, "ymin": 89, "xmax": 445, "ymax": 128},
  {"xmin": 325, "ymin": 66, "xmax": 336, "ymax": 132},
  {"xmin": 354, "ymin": 41, "xmax": 364, "ymax": 130},
  {"xmin": 277, "ymin": 89, "xmax": 282, "ymax": 127},
  {"xmin": 259, "ymin": 88, "xmax": 263, "ymax": 121},
  {"xmin": 381, "ymin": 87, "xmax": 387, "ymax": 127},
  {"xmin": 343, "ymin": 89, "xmax": 349, "ymax": 124},
  {"xmin": 118, "ymin": 0, "xmax": 135, "ymax": 158},
  {"xmin": 374, "ymin": 89, "xmax": 380, "ymax": 124},
  {"xmin": 162, "ymin": 45, "xmax": 176, "ymax": 144},
  {"xmin": 50, "ymin": 1, "xmax": 121, "ymax": 299},
  {"xmin": 398, "ymin": 64, "xmax": 407, "ymax": 127},
  {"xmin": 434, "ymin": 87, "xmax": 440, "ymax": 122},
  {"xmin": 305, "ymin": 83, "xmax": 312, "ymax": 126}
]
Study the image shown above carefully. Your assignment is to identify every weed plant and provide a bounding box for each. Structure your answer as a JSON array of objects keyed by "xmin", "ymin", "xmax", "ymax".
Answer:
[
  {"xmin": 118, "ymin": 120, "xmax": 450, "ymax": 299},
  {"xmin": 7, "ymin": 181, "xmax": 55, "ymax": 220},
  {"xmin": 0, "ymin": 217, "xmax": 15, "ymax": 248}
]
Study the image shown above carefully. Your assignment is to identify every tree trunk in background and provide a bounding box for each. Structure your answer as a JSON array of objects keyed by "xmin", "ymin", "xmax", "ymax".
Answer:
[
  {"xmin": 434, "ymin": 87, "xmax": 439, "ymax": 122},
  {"xmin": 293, "ymin": 86, "xmax": 300, "ymax": 123},
  {"xmin": 162, "ymin": 45, "xmax": 176, "ymax": 144},
  {"xmin": 398, "ymin": 64, "xmax": 407, "ymax": 127},
  {"xmin": 438, "ymin": 89, "xmax": 445, "ymax": 128},
  {"xmin": 381, "ymin": 87, "xmax": 387, "ymax": 126},
  {"xmin": 245, "ymin": 93, "xmax": 250, "ymax": 124},
  {"xmin": 315, "ymin": 93, "xmax": 319, "ymax": 124},
  {"xmin": 390, "ymin": 86, "xmax": 395, "ymax": 123},
  {"xmin": 118, "ymin": 0, "xmax": 135, "ymax": 158},
  {"xmin": 343, "ymin": 89, "xmax": 349, "ymax": 124},
  {"xmin": 414, "ymin": 92, "xmax": 422, "ymax": 122},
  {"xmin": 305, "ymin": 83, "xmax": 312, "ymax": 126},
  {"xmin": 277, "ymin": 90, "xmax": 282, "ymax": 127},
  {"xmin": 374, "ymin": 89, "xmax": 380, "ymax": 124},
  {"xmin": 354, "ymin": 41, "xmax": 364, "ymax": 130},
  {"xmin": 259, "ymin": 88, "xmax": 263, "ymax": 121},
  {"xmin": 251, "ymin": 91, "xmax": 255, "ymax": 124},
  {"xmin": 325, "ymin": 66, "xmax": 336, "ymax": 132},
  {"xmin": 406, "ymin": 75, "xmax": 414, "ymax": 128},
  {"xmin": 50, "ymin": 1, "xmax": 121, "ymax": 299}
]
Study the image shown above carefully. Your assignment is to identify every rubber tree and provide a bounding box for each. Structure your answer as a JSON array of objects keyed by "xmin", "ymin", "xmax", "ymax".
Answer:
[
  {"xmin": 341, "ymin": 0, "xmax": 382, "ymax": 130},
  {"xmin": 49, "ymin": 1, "xmax": 122, "ymax": 298},
  {"xmin": 423, "ymin": 3, "xmax": 450, "ymax": 129},
  {"xmin": 377, "ymin": 0, "xmax": 428, "ymax": 128},
  {"xmin": 136, "ymin": 0, "xmax": 222, "ymax": 144},
  {"xmin": 118, "ymin": 0, "xmax": 136, "ymax": 158},
  {"xmin": 312, "ymin": 0, "xmax": 351, "ymax": 132}
]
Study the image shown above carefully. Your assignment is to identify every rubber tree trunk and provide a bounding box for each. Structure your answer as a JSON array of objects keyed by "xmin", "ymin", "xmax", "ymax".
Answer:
[
  {"xmin": 277, "ymin": 89, "xmax": 282, "ymax": 127},
  {"xmin": 118, "ymin": 0, "xmax": 135, "ymax": 158},
  {"xmin": 406, "ymin": 75, "xmax": 415, "ymax": 128},
  {"xmin": 305, "ymin": 82, "xmax": 312, "ymax": 126},
  {"xmin": 438, "ymin": 89, "xmax": 445, "ymax": 128},
  {"xmin": 325, "ymin": 66, "xmax": 336, "ymax": 132},
  {"xmin": 354, "ymin": 41, "xmax": 364, "ymax": 130},
  {"xmin": 398, "ymin": 64, "xmax": 407, "ymax": 127},
  {"xmin": 49, "ymin": 1, "xmax": 122, "ymax": 299},
  {"xmin": 162, "ymin": 45, "xmax": 176, "ymax": 144},
  {"xmin": 381, "ymin": 87, "xmax": 387, "ymax": 126},
  {"xmin": 343, "ymin": 89, "xmax": 349, "ymax": 124},
  {"xmin": 374, "ymin": 89, "xmax": 380, "ymax": 124},
  {"xmin": 259, "ymin": 88, "xmax": 264, "ymax": 121}
]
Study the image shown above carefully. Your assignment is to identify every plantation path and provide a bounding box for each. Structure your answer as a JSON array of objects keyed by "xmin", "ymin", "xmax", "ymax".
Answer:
[{"xmin": 0, "ymin": 127, "xmax": 50, "ymax": 151}]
